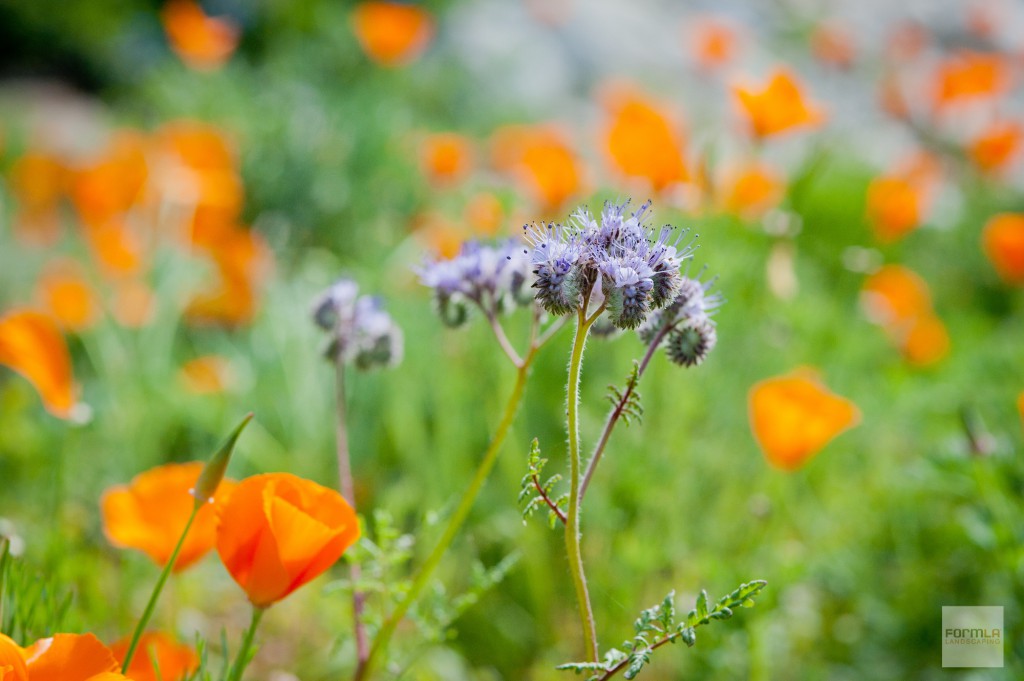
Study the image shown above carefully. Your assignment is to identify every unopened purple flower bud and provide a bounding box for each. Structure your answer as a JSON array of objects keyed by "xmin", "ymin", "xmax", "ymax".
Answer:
[
  {"xmin": 312, "ymin": 279, "xmax": 403, "ymax": 371},
  {"xmin": 665, "ymin": 317, "xmax": 717, "ymax": 367}
]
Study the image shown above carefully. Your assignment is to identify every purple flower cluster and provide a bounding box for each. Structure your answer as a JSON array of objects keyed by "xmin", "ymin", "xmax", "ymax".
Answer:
[
  {"xmin": 524, "ymin": 200, "xmax": 693, "ymax": 329},
  {"xmin": 638, "ymin": 272, "xmax": 722, "ymax": 367},
  {"xmin": 312, "ymin": 278, "xmax": 403, "ymax": 370},
  {"xmin": 418, "ymin": 239, "xmax": 532, "ymax": 326}
]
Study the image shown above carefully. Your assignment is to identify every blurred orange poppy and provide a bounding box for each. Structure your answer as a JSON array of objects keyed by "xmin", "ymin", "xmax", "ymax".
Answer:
[
  {"xmin": 35, "ymin": 260, "xmax": 101, "ymax": 332},
  {"xmin": 982, "ymin": 213, "xmax": 1024, "ymax": 284},
  {"xmin": 71, "ymin": 131, "xmax": 149, "ymax": 229},
  {"xmin": 21, "ymin": 633, "xmax": 128, "ymax": 680},
  {"xmin": 101, "ymin": 462, "xmax": 236, "ymax": 572},
  {"xmin": 865, "ymin": 175, "xmax": 925, "ymax": 242},
  {"xmin": 968, "ymin": 121, "xmax": 1022, "ymax": 174},
  {"xmin": 603, "ymin": 89, "xmax": 689, "ymax": 191},
  {"xmin": 414, "ymin": 212, "xmax": 465, "ymax": 259},
  {"xmin": 689, "ymin": 18, "xmax": 737, "ymax": 71},
  {"xmin": 491, "ymin": 125, "xmax": 582, "ymax": 214},
  {"xmin": 720, "ymin": 162, "xmax": 784, "ymax": 219},
  {"xmin": 734, "ymin": 69, "xmax": 824, "ymax": 139},
  {"xmin": 749, "ymin": 370, "xmax": 861, "ymax": 471},
  {"xmin": 216, "ymin": 472, "xmax": 360, "ymax": 607},
  {"xmin": 81, "ymin": 220, "xmax": 147, "ymax": 279},
  {"xmin": 0, "ymin": 634, "xmax": 28, "ymax": 680},
  {"xmin": 352, "ymin": 2, "xmax": 434, "ymax": 67},
  {"xmin": 111, "ymin": 280, "xmax": 158, "ymax": 329},
  {"xmin": 9, "ymin": 151, "xmax": 68, "ymax": 246},
  {"xmin": 810, "ymin": 21, "xmax": 856, "ymax": 69},
  {"xmin": 1017, "ymin": 392, "xmax": 1024, "ymax": 430},
  {"xmin": 419, "ymin": 133, "xmax": 473, "ymax": 186},
  {"xmin": 901, "ymin": 312, "xmax": 950, "ymax": 366},
  {"xmin": 0, "ymin": 310, "xmax": 78, "ymax": 419},
  {"xmin": 109, "ymin": 632, "xmax": 198, "ymax": 681},
  {"xmin": 933, "ymin": 52, "xmax": 1011, "ymax": 109},
  {"xmin": 179, "ymin": 355, "xmax": 234, "ymax": 394},
  {"xmin": 186, "ymin": 227, "xmax": 272, "ymax": 326},
  {"xmin": 861, "ymin": 265, "xmax": 932, "ymax": 327},
  {"xmin": 464, "ymin": 192, "xmax": 504, "ymax": 236},
  {"xmin": 161, "ymin": 0, "xmax": 240, "ymax": 71}
]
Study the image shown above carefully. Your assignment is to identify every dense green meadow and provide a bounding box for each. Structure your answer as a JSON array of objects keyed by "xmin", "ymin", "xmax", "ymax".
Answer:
[{"xmin": 0, "ymin": 1, "xmax": 1022, "ymax": 679}]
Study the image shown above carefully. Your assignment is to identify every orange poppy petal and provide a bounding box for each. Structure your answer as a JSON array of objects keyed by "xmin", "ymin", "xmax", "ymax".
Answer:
[
  {"xmin": 861, "ymin": 265, "xmax": 932, "ymax": 327},
  {"xmin": 23, "ymin": 634, "xmax": 118, "ymax": 681},
  {"xmin": 982, "ymin": 213, "xmax": 1024, "ymax": 285},
  {"xmin": 420, "ymin": 133, "xmax": 473, "ymax": 186},
  {"xmin": 734, "ymin": 69, "xmax": 824, "ymax": 139},
  {"xmin": 0, "ymin": 635, "xmax": 28, "ymax": 681},
  {"xmin": 179, "ymin": 355, "xmax": 233, "ymax": 394},
  {"xmin": 749, "ymin": 370, "xmax": 861, "ymax": 471},
  {"xmin": 865, "ymin": 175, "xmax": 923, "ymax": 242},
  {"xmin": 109, "ymin": 632, "xmax": 199, "ymax": 681},
  {"xmin": 604, "ymin": 91, "xmax": 689, "ymax": 191},
  {"xmin": 901, "ymin": 312, "xmax": 949, "ymax": 366},
  {"xmin": 0, "ymin": 310, "xmax": 78, "ymax": 418},
  {"xmin": 162, "ymin": 0, "xmax": 240, "ymax": 71},
  {"xmin": 352, "ymin": 1, "xmax": 434, "ymax": 66},
  {"xmin": 36, "ymin": 260, "xmax": 101, "ymax": 332}
]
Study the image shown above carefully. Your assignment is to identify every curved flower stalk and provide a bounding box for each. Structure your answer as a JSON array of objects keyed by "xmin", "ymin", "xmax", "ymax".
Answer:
[
  {"xmin": 312, "ymin": 278, "xmax": 403, "ymax": 669},
  {"xmin": 352, "ymin": 240, "xmax": 564, "ymax": 681}
]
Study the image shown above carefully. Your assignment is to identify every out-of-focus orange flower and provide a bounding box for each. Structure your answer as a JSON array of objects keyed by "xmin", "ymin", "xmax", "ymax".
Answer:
[
  {"xmin": 71, "ymin": 131, "xmax": 149, "ymax": 228},
  {"xmin": 878, "ymin": 72, "xmax": 910, "ymax": 120},
  {"xmin": 35, "ymin": 260, "xmax": 101, "ymax": 332},
  {"xmin": 734, "ymin": 69, "xmax": 824, "ymax": 139},
  {"xmin": 110, "ymin": 632, "xmax": 198, "ymax": 681},
  {"xmin": 749, "ymin": 369, "xmax": 861, "ymax": 471},
  {"xmin": 161, "ymin": 0, "xmax": 239, "ymax": 71},
  {"xmin": 982, "ymin": 213, "xmax": 1024, "ymax": 284},
  {"xmin": 351, "ymin": 2, "xmax": 434, "ymax": 67},
  {"xmin": 216, "ymin": 472, "xmax": 360, "ymax": 608},
  {"xmin": 419, "ymin": 133, "xmax": 473, "ymax": 186},
  {"xmin": 21, "ymin": 633, "xmax": 128, "ymax": 680},
  {"xmin": 720, "ymin": 162, "xmax": 784, "ymax": 219},
  {"xmin": 861, "ymin": 265, "xmax": 932, "ymax": 326},
  {"xmin": 10, "ymin": 152, "xmax": 68, "ymax": 246},
  {"xmin": 80, "ymin": 221, "xmax": 146, "ymax": 279},
  {"xmin": 603, "ymin": 89, "xmax": 689, "ymax": 191},
  {"xmin": 490, "ymin": 125, "xmax": 582, "ymax": 213},
  {"xmin": 865, "ymin": 175, "xmax": 925, "ymax": 242},
  {"xmin": 101, "ymin": 462, "xmax": 236, "ymax": 572},
  {"xmin": 111, "ymin": 280, "xmax": 157, "ymax": 328},
  {"xmin": 180, "ymin": 355, "xmax": 234, "ymax": 394},
  {"xmin": 934, "ymin": 52, "xmax": 1011, "ymax": 109},
  {"xmin": 0, "ymin": 310, "xmax": 77, "ymax": 419},
  {"xmin": 885, "ymin": 21, "xmax": 929, "ymax": 62},
  {"xmin": 1017, "ymin": 392, "xmax": 1024, "ymax": 430},
  {"xmin": 185, "ymin": 227, "xmax": 272, "ymax": 326},
  {"xmin": 861, "ymin": 265, "xmax": 948, "ymax": 365},
  {"xmin": 968, "ymin": 121, "xmax": 1022, "ymax": 174},
  {"xmin": 689, "ymin": 18, "xmax": 737, "ymax": 71},
  {"xmin": 464, "ymin": 192, "xmax": 504, "ymax": 236},
  {"xmin": 810, "ymin": 22, "xmax": 856, "ymax": 69},
  {"xmin": 902, "ymin": 312, "xmax": 950, "ymax": 366},
  {"xmin": 0, "ymin": 634, "xmax": 28, "ymax": 680},
  {"xmin": 414, "ymin": 212, "xmax": 464, "ymax": 259}
]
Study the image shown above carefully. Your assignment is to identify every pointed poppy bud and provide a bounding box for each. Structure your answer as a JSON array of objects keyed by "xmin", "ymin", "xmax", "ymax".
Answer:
[{"xmin": 193, "ymin": 412, "xmax": 253, "ymax": 508}]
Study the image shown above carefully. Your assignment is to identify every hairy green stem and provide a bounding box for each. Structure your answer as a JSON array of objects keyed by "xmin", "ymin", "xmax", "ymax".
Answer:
[
  {"xmin": 228, "ymin": 605, "xmax": 266, "ymax": 681},
  {"xmin": 354, "ymin": 348, "xmax": 536, "ymax": 681},
  {"xmin": 120, "ymin": 506, "xmax": 199, "ymax": 671},
  {"xmin": 565, "ymin": 305, "xmax": 600, "ymax": 663}
]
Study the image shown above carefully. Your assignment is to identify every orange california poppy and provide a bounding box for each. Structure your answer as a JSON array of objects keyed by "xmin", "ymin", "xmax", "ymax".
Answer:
[
  {"xmin": 810, "ymin": 21, "xmax": 856, "ymax": 69},
  {"xmin": 101, "ymin": 462, "xmax": 236, "ymax": 572},
  {"xmin": 35, "ymin": 260, "xmax": 101, "ymax": 332},
  {"xmin": 0, "ymin": 634, "xmax": 28, "ymax": 680},
  {"xmin": 185, "ymin": 227, "xmax": 272, "ymax": 326},
  {"xmin": 413, "ymin": 212, "xmax": 465, "ymax": 259},
  {"xmin": 464, "ymin": 192, "xmax": 504, "ymax": 236},
  {"xmin": 860, "ymin": 265, "xmax": 932, "ymax": 327},
  {"xmin": 179, "ymin": 355, "xmax": 234, "ymax": 394},
  {"xmin": 689, "ymin": 17, "xmax": 737, "ymax": 71},
  {"xmin": 982, "ymin": 213, "xmax": 1024, "ymax": 285},
  {"xmin": 901, "ymin": 312, "xmax": 950, "ymax": 366},
  {"xmin": 21, "ymin": 633, "xmax": 128, "ymax": 681},
  {"xmin": 603, "ymin": 89, "xmax": 689, "ymax": 191},
  {"xmin": 80, "ymin": 220, "xmax": 147, "ymax": 279},
  {"xmin": 748, "ymin": 369, "xmax": 861, "ymax": 471},
  {"xmin": 109, "ymin": 632, "xmax": 198, "ymax": 681},
  {"xmin": 70, "ymin": 131, "xmax": 149, "ymax": 229},
  {"xmin": 161, "ymin": 0, "xmax": 239, "ymax": 71},
  {"xmin": 0, "ymin": 310, "xmax": 77, "ymax": 419},
  {"xmin": 734, "ymin": 69, "xmax": 824, "ymax": 139},
  {"xmin": 419, "ymin": 133, "xmax": 473, "ymax": 186},
  {"xmin": 216, "ymin": 472, "xmax": 360, "ymax": 608},
  {"xmin": 351, "ymin": 2, "xmax": 434, "ymax": 67},
  {"xmin": 865, "ymin": 175, "xmax": 925, "ymax": 243},
  {"xmin": 720, "ymin": 161, "xmax": 785, "ymax": 219},
  {"xmin": 968, "ymin": 121, "xmax": 1022, "ymax": 174},
  {"xmin": 933, "ymin": 51, "xmax": 1011, "ymax": 109},
  {"xmin": 10, "ymin": 151, "xmax": 66, "ymax": 212},
  {"xmin": 490, "ymin": 125, "xmax": 581, "ymax": 214},
  {"xmin": 1017, "ymin": 392, "xmax": 1024, "ymax": 430}
]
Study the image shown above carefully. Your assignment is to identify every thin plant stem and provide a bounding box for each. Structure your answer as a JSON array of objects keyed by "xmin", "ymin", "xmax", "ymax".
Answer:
[
  {"xmin": 354, "ymin": 343, "xmax": 539, "ymax": 681},
  {"xmin": 335, "ymin": 362, "xmax": 370, "ymax": 666},
  {"xmin": 580, "ymin": 322, "xmax": 671, "ymax": 499},
  {"xmin": 120, "ymin": 506, "xmax": 200, "ymax": 671},
  {"xmin": 228, "ymin": 605, "xmax": 266, "ymax": 681},
  {"xmin": 485, "ymin": 311, "xmax": 524, "ymax": 367},
  {"xmin": 564, "ymin": 299, "xmax": 601, "ymax": 663}
]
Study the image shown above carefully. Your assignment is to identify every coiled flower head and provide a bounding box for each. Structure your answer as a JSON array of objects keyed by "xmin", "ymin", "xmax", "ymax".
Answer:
[
  {"xmin": 637, "ymin": 269, "xmax": 722, "ymax": 366},
  {"xmin": 665, "ymin": 316, "xmax": 718, "ymax": 367},
  {"xmin": 523, "ymin": 199, "xmax": 692, "ymax": 330},
  {"xmin": 312, "ymin": 278, "xmax": 403, "ymax": 370},
  {"xmin": 418, "ymin": 239, "xmax": 532, "ymax": 326}
]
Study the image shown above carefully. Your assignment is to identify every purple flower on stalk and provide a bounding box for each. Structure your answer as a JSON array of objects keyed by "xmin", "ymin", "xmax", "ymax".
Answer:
[{"xmin": 312, "ymin": 279, "xmax": 403, "ymax": 370}]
